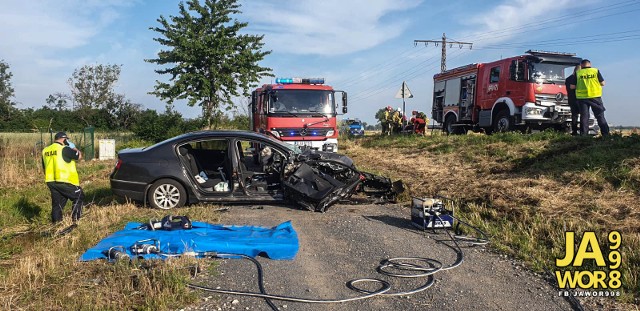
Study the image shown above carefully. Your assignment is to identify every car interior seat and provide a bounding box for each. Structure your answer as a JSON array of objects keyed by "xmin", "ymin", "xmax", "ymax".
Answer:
[{"xmin": 178, "ymin": 145, "xmax": 222, "ymax": 190}]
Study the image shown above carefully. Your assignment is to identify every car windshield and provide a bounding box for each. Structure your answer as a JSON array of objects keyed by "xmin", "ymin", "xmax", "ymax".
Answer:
[
  {"xmin": 269, "ymin": 90, "xmax": 335, "ymax": 116},
  {"xmin": 528, "ymin": 62, "xmax": 573, "ymax": 84}
]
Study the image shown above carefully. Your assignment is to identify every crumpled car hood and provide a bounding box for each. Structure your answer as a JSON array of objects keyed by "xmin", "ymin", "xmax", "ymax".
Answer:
[
  {"xmin": 295, "ymin": 149, "xmax": 355, "ymax": 168},
  {"xmin": 282, "ymin": 150, "xmax": 404, "ymax": 212}
]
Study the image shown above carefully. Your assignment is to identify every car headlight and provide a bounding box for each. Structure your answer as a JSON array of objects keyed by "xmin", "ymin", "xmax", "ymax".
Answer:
[
  {"xmin": 269, "ymin": 130, "xmax": 280, "ymax": 138},
  {"xmin": 323, "ymin": 143, "xmax": 336, "ymax": 152},
  {"xmin": 326, "ymin": 130, "xmax": 335, "ymax": 136},
  {"xmin": 526, "ymin": 107, "xmax": 543, "ymax": 115}
]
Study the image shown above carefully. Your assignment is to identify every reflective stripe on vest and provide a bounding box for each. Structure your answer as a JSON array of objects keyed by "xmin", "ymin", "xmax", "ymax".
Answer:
[
  {"xmin": 575, "ymin": 67, "xmax": 602, "ymax": 99},
  {"xmin": 42, "ymin": 143, "xmax": 79, "ymax": 186}
]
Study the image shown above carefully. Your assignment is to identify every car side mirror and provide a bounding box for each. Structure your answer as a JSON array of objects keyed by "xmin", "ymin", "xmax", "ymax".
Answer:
[
  {"xmin": 510, "ymin": 60, "xmax": 525, "ymax": 81},
  {"xmin": 251, "ymin": 92, "xmax": 258, "ymax": 113},
  {"xmin": 342, "ymin": 92, "xmax": 348, "ymax": 114}
]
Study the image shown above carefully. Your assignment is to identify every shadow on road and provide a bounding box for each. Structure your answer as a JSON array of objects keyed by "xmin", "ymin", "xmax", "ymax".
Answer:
[{"xmin": 361, "ymin": 214, "xmax": 415, "ymax": 231}]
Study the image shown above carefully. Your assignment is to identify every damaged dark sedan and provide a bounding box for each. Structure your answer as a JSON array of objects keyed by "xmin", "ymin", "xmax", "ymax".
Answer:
[{"xmin": 110, "ymin": 131, "xmax": 403, "ymax": 212}]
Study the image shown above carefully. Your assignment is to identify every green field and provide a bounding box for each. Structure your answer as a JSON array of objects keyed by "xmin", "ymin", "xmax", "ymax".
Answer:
[{"xmin": 1, "ymin": 131, "xmax": 638, "ymax": 310}]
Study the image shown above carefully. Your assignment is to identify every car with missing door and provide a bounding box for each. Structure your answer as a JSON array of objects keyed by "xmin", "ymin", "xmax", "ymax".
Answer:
[{"xmin": 110, "ymin": 130, "xmax": 403, "ymax": 212}]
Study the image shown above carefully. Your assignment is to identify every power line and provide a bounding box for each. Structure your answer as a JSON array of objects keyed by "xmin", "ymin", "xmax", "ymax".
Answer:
[
  {"xmin": 470, "ymin": 6, "xmax": 640, "ymax": 46},
  {"xmin": 476, "ymin": 33, "xmax": 640, "ymax": 50},
  {"xmin": 339, "ymin": 1, "xmax": 638, "ymax": 101},
  {"xmin": 336, "ymin": 45, "xmax": 428, "ymax": 89},
  {"xmin": 349, "ymin": 49, "xmax": 470, "ymax": 104},
  {"xmin": 414, "ymin": 33, "xmax": 473, "ymax": 72},
  {"xmin": 455, "ymin": 0, "xmax": 640, "ymax": 42},
  {"xmin": 344, "ymin": 0, "xmax": 640, "ymax": 114},
  {"xmin": 348, "ymin": 53, "xmax": 442, "ymax": 102}
]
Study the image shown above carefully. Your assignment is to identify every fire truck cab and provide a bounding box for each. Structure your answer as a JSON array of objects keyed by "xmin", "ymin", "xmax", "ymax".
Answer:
[
  {"xmin": 433, "ymin": 50, "xmax": 588, "ymax": 134},
  {"xmin": 250, "ymin": 78, "xmax": 347, "ymax": 152}
]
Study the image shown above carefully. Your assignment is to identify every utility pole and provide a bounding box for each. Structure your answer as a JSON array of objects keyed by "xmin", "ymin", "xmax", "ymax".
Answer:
[{"xmin": 414, "ymin": 33, "xmax": 473, "ymax": 72}]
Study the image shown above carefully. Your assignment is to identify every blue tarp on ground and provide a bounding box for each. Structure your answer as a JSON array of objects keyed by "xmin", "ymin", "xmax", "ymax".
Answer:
[{"xmin": 80, "ymin": 221, "xmax": 299, "ymax": 261}]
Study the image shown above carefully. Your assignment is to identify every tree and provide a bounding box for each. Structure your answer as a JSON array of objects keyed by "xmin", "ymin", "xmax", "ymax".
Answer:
[
  {"xmin": 68, "ymin": 64, "xmax": 122, "ymax": 125},
  {"xmin": 45, "ymin": 92, "xmax": 71, "ymax": 111},
  {"xmin": 0, "ymin": 60, "xmax": 16, "ymax": 121},
  {"xmin": 132, "ymin": 106, "xmax": 202, "ymax": 142},
  {"xmin": 147, "ymin": 0, "xmax": 272, "ymax": 128},
  {"xmin": 375, "ymin": 107, "xmax": 387, "ymax": 124},
  {"xmin": 105, "ymin": 95, "xmax": 142, "ymax": 130}
]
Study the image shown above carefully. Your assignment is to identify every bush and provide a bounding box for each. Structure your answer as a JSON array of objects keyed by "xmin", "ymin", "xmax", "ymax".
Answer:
[{"xmin": 132, "ymin": 109, "xmax": 205, "ymax": 143}]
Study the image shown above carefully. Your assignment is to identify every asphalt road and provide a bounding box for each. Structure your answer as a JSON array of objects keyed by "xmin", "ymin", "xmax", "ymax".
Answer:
[{"xmin": 184, "ymin": 203, "xmax": 573, "ymax": 311}]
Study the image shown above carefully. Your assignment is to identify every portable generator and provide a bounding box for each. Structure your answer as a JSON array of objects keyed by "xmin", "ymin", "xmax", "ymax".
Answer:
[{"xmin": 411, "ymin": 197, "xmax": 454, "ymax": 230}]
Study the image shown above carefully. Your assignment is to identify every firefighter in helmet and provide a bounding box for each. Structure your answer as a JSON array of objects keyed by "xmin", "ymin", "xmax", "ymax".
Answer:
[
  {"xmin": 382, "ymin": 106, "xmax": 393, "ymax": 135},
  {"xmin": 392, "ymin": 107, "xmax": 403, "ymax": 134},
  {"xmin": 411, "ymin": 110, "xmax": 427, "ymax": 135}
]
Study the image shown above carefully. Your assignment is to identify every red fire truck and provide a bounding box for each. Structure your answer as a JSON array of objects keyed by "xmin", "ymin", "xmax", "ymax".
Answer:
[
  {"xmin": 432, "ymin": 50, "xmax": 589, "ymax": 134},
  {"xmin": 250, "ymin": 77, "xmax": 347, "ymax": 152}
]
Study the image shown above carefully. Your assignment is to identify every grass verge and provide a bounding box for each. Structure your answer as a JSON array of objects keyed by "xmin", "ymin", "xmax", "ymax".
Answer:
[
  {"xmin": 0, "ymin": 132, "xmax": 224, "ymax": 310},
  {"xmin": 342, "ymin": 132, "xmax": 640, "ymax": 306}
]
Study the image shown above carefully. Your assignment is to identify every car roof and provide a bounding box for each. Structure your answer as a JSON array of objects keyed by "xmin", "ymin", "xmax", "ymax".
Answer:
[
  {"xmin": 174, "ymin": 130, "xmax": 267, "ymax": 139},
  {"xmin": 150, "ymin": 130, "xmax": 293, "ymax": 151}
]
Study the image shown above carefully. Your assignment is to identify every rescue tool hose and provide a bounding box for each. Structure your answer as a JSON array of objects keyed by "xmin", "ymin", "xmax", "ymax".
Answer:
[
  {"xmin": 188, "ymin": 253, "xmax": 393, "ymax": 304},
  {"xmin": 186, "ymin": 215, "xmax": 488, "ymax": 308}
]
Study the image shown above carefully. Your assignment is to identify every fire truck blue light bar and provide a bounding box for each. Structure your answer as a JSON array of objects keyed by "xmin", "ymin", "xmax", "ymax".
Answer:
[{"xmin": 275, "ymin": 77, "xmax": 325, "ymax": 85}]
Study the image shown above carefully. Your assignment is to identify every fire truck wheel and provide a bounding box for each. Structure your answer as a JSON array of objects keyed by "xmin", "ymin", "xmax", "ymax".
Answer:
[
  {"xmin": 444, "ymin": 115, "xmax": 457, "ymax": 135},
  {"xmin": 493, "ymin": 110, "xmax": 513, "ymax": 133}
]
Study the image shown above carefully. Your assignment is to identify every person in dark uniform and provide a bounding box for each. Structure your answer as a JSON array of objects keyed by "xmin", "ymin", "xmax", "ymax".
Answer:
[
  {"xmin": 570, "ymin": 59, "xmax": 610, "ymax": 136},
  {"xmin": 564, "ymin": 65, "xmax": 581, "ymax": 135},
  {"xmin": 42, "ymin": 132, "xmax": 84, "ymax": 223}
]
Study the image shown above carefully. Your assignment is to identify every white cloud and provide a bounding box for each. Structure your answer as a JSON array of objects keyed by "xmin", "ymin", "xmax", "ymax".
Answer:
[
  {"xmin": 458, "ymin": 0, "xmax": 595, "ymax": 47},
  {"xmin": 0, "ymin": 0, "xmax": 137, "ymax": 106},
  {"xmin": 0, "ymin": 1, "xmax": 135, "ymax": 57},
  {"xmin": 242, "ymin": 0, "xmax": 422, "ymax": 55}
]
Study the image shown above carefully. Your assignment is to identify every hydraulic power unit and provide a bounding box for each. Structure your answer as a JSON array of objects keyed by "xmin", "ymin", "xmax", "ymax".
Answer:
[{"xmin": 411, "ymin": 197, "xmax": 454, "ymax": 230}]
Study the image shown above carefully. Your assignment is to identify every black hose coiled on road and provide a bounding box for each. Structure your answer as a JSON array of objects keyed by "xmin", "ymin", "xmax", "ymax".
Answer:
[{"xmin": 187, "ymin": 214, "xmax": 489, "ymax": 310}]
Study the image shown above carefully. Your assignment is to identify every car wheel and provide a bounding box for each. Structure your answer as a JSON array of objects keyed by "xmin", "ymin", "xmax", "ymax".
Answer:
[
  {"xmin": 493, "ymin": 110, "xmax": 513, "ymax": 133},
  {"xmin": 148, "ymin": 179, "xmax": 187, "ymax": 209}
]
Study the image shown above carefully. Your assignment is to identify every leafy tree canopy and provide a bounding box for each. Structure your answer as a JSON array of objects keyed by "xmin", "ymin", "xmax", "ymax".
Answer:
[
  {"xmin": 0, "ymin": 60, "xmax": 16, "ymax": 121},
  {"xmin": 68, "ymin": 64, "xmax": 122, "ymax": 110},
  {"xmin": 146, "ymin": 0, "xmax": 272, "ymax": 128},
  {"xmin": 67, "ymin": 63, "xmax": 123, "ymax": 125}
]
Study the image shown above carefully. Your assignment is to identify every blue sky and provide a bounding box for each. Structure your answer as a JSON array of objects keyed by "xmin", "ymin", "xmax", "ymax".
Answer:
[{"xmin": 1, "ymin": 0, "xmax": 639, "ymax": 126}]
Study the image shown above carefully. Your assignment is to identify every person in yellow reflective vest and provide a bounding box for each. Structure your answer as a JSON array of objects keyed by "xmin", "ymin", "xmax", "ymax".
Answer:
[
  {"xmin": 42, "ymin": 132, "xmax": 84, "ymax": 223},
  {"xmin": 392, "ymin": 108, "xmax": 403, "ymax": 134},
  {"xmin": 383, "ymin": 106, "xmax": 393, "ymax": 135},
  {"xmin": 570, "ymin": 59, "xmax": 610, "ymax": 136}
]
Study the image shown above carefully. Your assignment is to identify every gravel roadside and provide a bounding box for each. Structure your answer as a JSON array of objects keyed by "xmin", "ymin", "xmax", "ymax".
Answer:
[{"xmin": 184, "ymin": 203, "xmax": 573, "ymax": 311}]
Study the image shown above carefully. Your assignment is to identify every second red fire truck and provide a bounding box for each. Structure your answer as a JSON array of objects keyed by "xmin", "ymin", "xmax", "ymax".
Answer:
[
  {"xmin": 250, "ymin": 78, "xmax": 347, "ymax": 152},
  {"xmin": 432, "ymin": 50, "xmax": 593, "ymax": 134}
]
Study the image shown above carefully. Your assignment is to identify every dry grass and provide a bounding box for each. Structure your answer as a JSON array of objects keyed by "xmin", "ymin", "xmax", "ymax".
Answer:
[
  {"xmin": 341, "ymin": 133, "xmax": 640, "ymax": 307},
  {"xmin": 0, "ymin": 132, "xmax": 224, "ymax": 310},
  {"xmin": 2, "ymin": 131, "xmax": 638, "ymax": 309},
  {"xmin": 0, "ymin": 204, "xmax": 225, "ymax": 310},
  {"xmin": 1, "ymin": 203, "xmax": 224, "ymax": 310}
]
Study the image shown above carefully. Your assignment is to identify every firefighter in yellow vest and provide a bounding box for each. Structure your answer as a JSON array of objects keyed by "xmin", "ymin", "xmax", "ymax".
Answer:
[
  {"xmin": 392, "ymin": 107, "xmax": 404, "ymax": 134},
  {"xmin": 570, "ymin": 59, "xmax": 610, "ymax": 136},
  {"xmin": 383, "ymin": 106, "xmax": 393, "ymax": 135},
  {"xmin": 42, "ymin": 132, "xmax": 84, "ymax": 223}
]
